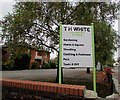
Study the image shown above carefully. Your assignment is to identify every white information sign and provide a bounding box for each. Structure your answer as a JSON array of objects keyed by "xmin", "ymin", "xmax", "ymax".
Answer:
[{"xmin": 62, "ymin": 25, "xmax": 93, "ymax": 68}]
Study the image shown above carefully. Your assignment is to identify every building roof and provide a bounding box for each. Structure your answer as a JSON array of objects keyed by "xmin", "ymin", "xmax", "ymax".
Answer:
[{"xmin": 1, "ymin": 44, "xmax": 50, "ymax": 53}]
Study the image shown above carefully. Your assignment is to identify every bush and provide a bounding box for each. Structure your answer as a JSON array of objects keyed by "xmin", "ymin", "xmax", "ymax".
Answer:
[
  {"xmin": 14, "ymin": 53, "xmax": 31, "ymax": 70},
  {"xmin": 49, "ymin": 61, "xmax": 56, "ymax": 69},
  {"xmin": 2, "ymin": 61, "xmax": 14, "ymax": 70},
  {"xmin": 32, "ymin": 61, "xmax": 40, "ymax": 69},
  {"xmin": 21, "ymin": 53, "xmax": 31, "ymax": 69},
  {"xmin": 42, "ymin": 61, "xmax": 50, "ymax": 69}
]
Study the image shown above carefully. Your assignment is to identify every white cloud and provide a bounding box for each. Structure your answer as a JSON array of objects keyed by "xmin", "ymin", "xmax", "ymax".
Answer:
[
  {"xmin": 0, "ymin": 0, "xmax": 14, "ymax": 2},
  {"xmin": 0, "ymin": 2, "xmax": 15, "ymax": 19}
]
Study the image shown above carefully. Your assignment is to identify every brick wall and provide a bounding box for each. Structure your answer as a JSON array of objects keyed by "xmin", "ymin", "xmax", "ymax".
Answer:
[
  {"xmin": 2, "ymin": 48, "xmax": 9, "ymax": 63},
  {"xmin": 30, "ymin": 49, "xmax": 36, "ymax": 67},
  {"xmin": 30, "ymin": 50, "xmax": 50, "ymax": 68},
  {"xmin": 40, "ymin": 52, "xmax": 50, "ymax": 63},
  {"xmin": 1, "ymin": 79, "xmax": 86, "ymax": 99}
]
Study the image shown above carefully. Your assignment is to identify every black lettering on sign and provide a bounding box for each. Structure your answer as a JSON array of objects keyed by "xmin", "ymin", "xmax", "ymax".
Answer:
[
  {"xmin": 64, "ymin": 27, "xmax": 67, "ymax": 31},
  {"xmin": 64, "ymin": 26, "xmax": 90, "ymax": 32},
  {"xmin": 68, "ymin": 27, "xmax": 72, "ymax": 31},
  {"xmin": 63, "ymin": 44, "xmax": 72, "ymax": 46},
  {"xmin": 73, "ymin": 27, "xmax": 79, "ymax": 31},
  {"xmin": 63, "ymin": 58, "xmax": 69, "ymax": 60},
  {"xmin": 87, "ymin": 28, "xmax": 90, "ymax": 32},
  {"xmin": 75, "ymin": 44, "xmax": 84, "ymax": 46},
  {"xmin": 63, "ymin": 48, "xmax": 76, "ymax": 51},
  {"xmin": 74, "ymin": 63, "xmax": 79, "ymax": 65},
  {"xmin": 63, "ymin": 63, "xmax": 71, "ymax": 65}
]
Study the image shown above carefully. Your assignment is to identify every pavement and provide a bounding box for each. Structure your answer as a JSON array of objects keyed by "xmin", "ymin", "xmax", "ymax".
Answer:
[
  {"xmin": 112, "ymin": 65, "xmax": 120, "ymax": 94},
  {"xmin": 2, "ymin": 68, "xmax": 119, "ymax": 92},
  {"xmin": 1, "ymin": 68, "xmax": 92, "ymax": 82},
  {"xmin": 1, "ymin": 68, "xmax": 119, "ymax": 98}
]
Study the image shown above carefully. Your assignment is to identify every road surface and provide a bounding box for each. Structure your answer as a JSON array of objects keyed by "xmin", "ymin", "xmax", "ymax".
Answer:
[{"xmin": 1, "ymin": 68, "xmax": 92, "ymax": 82}]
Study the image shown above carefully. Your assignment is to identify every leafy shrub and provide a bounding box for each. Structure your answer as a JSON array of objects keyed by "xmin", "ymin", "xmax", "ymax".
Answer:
[
  {"xmin": 49, "ymin": 61, "xmax": 56, "ymax": 69},
  {"xmin": 14, "ymin": 56, "xmax": 21, "ymax": 70},
  {"xmin": 32, "ymin": 61, "xmax": 40, "ymax": 69},
  {"xmin": 42, "ymin": 61, "xmax": 50, "ymax": 69},
  {"xmin": 21, "ymin": 53, "xmax": 31, "ymax": 69},
  {"xmin": 14, "ymin": 53, "xmax": 31, "ymax": 70},
  {"xmin": 2, "ymin": 61, "xmax": 14, "ymax": 70}
]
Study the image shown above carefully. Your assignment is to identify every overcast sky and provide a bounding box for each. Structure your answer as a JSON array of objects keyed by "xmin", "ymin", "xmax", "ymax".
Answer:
[{"xmin": 0, "ymin": 2, "xmax": 15, "ymax": 19}]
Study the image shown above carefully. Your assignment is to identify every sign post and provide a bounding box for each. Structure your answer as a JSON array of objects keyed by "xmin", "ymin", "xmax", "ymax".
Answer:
[
  {"xmin": 91, "ymin": 23, "xmax": 96, "ymax": 92},
  {"xmin": 59, "ymin": 22, "xmax": 62, "ymax": 84},
  {"xmin": 59, "ymin": 23, "xmax": 96, "ymax": 91}
]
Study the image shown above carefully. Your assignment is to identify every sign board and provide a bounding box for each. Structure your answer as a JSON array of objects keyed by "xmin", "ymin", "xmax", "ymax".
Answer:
[{"xmin": 62, "ymin": 25, "xmax": 93, "ymax": 68}]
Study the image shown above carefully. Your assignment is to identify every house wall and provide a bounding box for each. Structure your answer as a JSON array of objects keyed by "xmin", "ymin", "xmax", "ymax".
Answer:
[
  {"xmin": 2, "ymin": 48, "xmax": 9, "ymax": 63},
  {"xmin": 30, "ymin": 50, "xmax": 50, "ymax": 67},
  {"xmin": 40, "ymin": 52, "xmax": 50, "ymax": 63},
  {"xmin": 2, "ymin": 47, "xmax": 50, "ymax": 69},
  {"xmin": 30, "ymin": 49, "xmax": 36, "ymax": 68}
]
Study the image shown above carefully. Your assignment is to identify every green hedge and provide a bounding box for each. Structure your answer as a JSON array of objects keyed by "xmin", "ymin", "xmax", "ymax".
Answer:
[
  {"xmin": 2, "ymin": 61, "xmax": 14, "ymax": 70},
  {"xmin": 49, "ymin": 61, "xmax": 56, "ymax": 69},
  {"xmin": 42, "ymin": 61, "xmax": 50, "ymax": 69},
  {"xmin": 13, "ymin": 53, "xmax": 31, "ymax": 70},
  {"xmin": 31, "ymin": 61, "xmax": 40, "ymax": 69}
]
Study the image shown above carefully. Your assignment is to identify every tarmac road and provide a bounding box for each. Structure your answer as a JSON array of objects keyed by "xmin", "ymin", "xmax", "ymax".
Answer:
[{"xmin": 1, "ymin": 68, "xmax": 92, "ymax": 82}]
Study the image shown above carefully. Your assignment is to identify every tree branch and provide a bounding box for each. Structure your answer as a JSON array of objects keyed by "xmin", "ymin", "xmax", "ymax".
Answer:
[
  {"xmin": 63, "ymin": 3, "xmax": 81, "ymax": 23},
  {"xmin": 26, "ymin": 33, "xmax": 59, "ymax": 52}
]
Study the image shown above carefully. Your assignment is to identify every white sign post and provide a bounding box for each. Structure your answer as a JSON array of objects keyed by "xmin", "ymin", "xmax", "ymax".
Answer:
[
  {"xmin": 59, "ymin": 23, "xmax": 96, "ymax": 92},
  {"xmin": 62, "ymin": 25, "xmax": 93, "ymax": 68}
]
